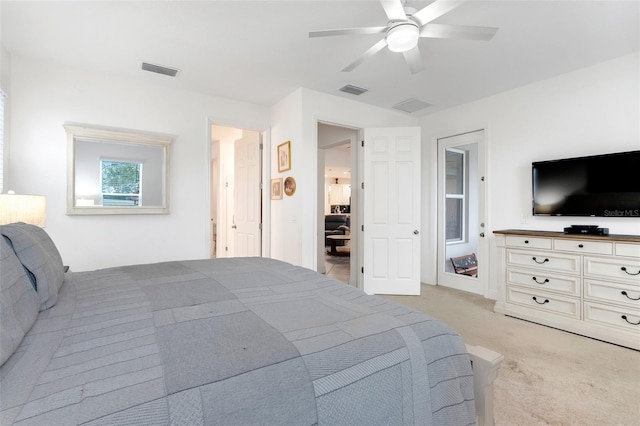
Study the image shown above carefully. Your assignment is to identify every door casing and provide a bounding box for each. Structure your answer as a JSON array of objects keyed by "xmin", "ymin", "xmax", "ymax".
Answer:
[{"xmin": 436, "ymin": 129, "xmax": 487, "ymax": 296}]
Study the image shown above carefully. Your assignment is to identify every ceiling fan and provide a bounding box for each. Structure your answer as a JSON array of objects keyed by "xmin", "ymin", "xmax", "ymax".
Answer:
[{"xmin": 309, "ymin": 0, "xmax": 498, "ymax": 74}]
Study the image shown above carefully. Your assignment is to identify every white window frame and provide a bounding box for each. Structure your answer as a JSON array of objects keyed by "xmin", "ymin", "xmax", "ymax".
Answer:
[{"xmin": 445, "ymin": 148, "xmax": 467, "ymax": 244}]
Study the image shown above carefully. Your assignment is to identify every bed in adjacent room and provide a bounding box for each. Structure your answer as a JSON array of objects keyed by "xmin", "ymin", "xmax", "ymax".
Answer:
[{"xmin": 1, "ymin": 223, "xmax": 502, "ymax": 425}]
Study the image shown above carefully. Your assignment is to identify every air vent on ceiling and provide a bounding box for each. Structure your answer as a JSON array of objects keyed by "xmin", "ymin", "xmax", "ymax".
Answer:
[
  {"xmin": 141, "ymin": 62, "xmax": 180, "ymax": 77},
  {"xmin": 392, "ymin": 98, "xmax": 432, "ymax": 114},
  {"xmin": 339, "ymin": 84, "xmax": 368, "ymax": 96}
]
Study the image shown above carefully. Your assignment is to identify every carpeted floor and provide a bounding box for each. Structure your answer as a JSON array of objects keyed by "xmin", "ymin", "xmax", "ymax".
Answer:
[{"xmin": 383, "ymin": 284, "xmax": 640, "ymax": 426}]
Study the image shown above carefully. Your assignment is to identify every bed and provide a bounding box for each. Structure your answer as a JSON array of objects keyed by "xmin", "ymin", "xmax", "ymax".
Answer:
[{"xmin": 1, "ymin": 223, "xmax": 502, "ymax": 425}]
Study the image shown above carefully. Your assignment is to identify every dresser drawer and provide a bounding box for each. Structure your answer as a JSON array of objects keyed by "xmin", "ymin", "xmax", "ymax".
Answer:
[
  {"xmin": 615, "ymin": 243, "xmax": 640, "ymax": 259},
  {"xmin": 553, "ymin": 239, "xmax": 612, "ymax": 255},
  {"xmin": 584, "ymin": 256, "xmax": 640, "ymax": 284},
  {"xmin": 507, "ymin": 250, "xmax": 580, "ymax": 274},
  {"xmin": 505, "ymin": 236, "xmax": 551, "ymax": 250},
  {"xmin": 584, "ymin": 279, "xmax": 640, "ymax": 309},
  {"xmin": 506, "ymin": 286, "xmax": 580, "ymax": 319},
  {"xmin": 584, "ymin": 301, "xmax": 640, "ymax": 332},
  {"xmin": 507, "ymin": 268, "xmax": 580, "ymax": 296}
]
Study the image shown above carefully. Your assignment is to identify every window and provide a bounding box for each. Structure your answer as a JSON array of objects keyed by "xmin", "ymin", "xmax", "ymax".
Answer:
[
  {"xmin": 101, "ymin": 160, "xmax": 141, "ymax": 206},
  {"xmin": 445, "ymin": 148, "xmax": 466, "ymax": 243}
]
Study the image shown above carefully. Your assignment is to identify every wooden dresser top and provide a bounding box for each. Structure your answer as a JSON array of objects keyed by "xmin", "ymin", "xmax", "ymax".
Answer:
[{"xmin": 493, "ymin": 229, "xmax": 640, "ymax": 243}]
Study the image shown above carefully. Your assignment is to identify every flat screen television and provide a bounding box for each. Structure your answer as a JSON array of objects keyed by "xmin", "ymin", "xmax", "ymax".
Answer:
[{"xmin": 532, "ymin": 150, "xmax": 640, "ymax": 217}]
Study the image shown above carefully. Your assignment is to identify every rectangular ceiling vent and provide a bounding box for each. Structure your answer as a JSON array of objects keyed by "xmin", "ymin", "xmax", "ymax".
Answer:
[
  {"xmin": 339, "ymin": 84, "xmax": 368, "ymax": 96},
  {"xmin": 392, "ymin": 98, "xmax": 433, "ymax": 114},
  {"xmin": 141, "ymin": 62, "xmax": 180, "ymax": 77}
]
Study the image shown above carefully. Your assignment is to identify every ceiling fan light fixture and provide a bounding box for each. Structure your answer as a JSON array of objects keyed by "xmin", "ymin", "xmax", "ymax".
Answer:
[{"xmin": 386, "ymin": 23, "xmax": 419, "ymax": 53}]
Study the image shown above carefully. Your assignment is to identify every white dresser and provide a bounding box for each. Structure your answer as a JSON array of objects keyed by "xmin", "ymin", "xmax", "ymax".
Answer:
[{"xmin": 494, "ymin": 230, "xmax": 640, "ymax": 350}]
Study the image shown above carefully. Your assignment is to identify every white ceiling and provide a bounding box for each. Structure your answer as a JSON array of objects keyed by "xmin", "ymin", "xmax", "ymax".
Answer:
[{"xmin": 2, "ymin": 1, "xmax": 639, "ymax": 116}]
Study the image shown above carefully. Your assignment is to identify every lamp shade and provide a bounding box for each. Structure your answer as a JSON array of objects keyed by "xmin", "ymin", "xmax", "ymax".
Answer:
[
  {"xmin": 0, "ymin": 194, "xmax": 47, "ymax": 227},
  {"xmin": 386, "ymin": 24, "xmax": 420, "ymax": 53}
]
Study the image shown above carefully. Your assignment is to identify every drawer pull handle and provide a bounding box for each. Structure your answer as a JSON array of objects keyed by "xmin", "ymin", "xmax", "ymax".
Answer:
[
  {"xmin": 620, "ymin": 266, "xmax": 640, "ymax": 276},
  {"xmin": 578, "ymin": 244, "xmax": 584, "ymax": 248},
  {"xmin": 621, "ymin": 291, "xmax": 640, "ymax": 301},
  {"xmin": 532, "ymin": 257, "xmax": 549, "ymax": 264},
  {"xmin": 524, "ymin": 240, "xmax": 529, "ymax": 244},
  {"xmin": 532, "ymin": 296, "xmax": 549, "ymax": 305},
  {"xmin": 621, "ymin": 315, "xmax": 640, "ymax": 326},
  {"xmin": 532, "ymin": 277, "xmax": 549, "ymax": 285}
]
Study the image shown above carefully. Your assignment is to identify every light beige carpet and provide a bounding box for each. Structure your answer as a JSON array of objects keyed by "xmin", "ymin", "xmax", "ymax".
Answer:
[{"xmin": 384, "ymin": 285, "xmax": 640, "ymax": 426}]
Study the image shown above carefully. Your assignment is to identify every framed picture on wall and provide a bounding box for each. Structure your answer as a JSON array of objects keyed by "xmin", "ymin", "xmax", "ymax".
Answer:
[
  {"xmin": 284, "ymin": 176, "xmax": 296, "ymax": 196},
  {"xmin": 271, "ymin": 178, "xmax": 283, "ymax": 200},
  {"xmin": 277, "ymin": 141, "xmax": 291, "ymax": 173}
]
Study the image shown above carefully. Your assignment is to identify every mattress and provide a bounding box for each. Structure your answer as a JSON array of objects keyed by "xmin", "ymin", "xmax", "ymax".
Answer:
[{"xmin": 1, "ymin": 225, "xmax": 475, "ymax": 425}]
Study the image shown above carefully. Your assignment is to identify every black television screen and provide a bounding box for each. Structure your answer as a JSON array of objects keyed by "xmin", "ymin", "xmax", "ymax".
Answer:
[{"xmin": 532, "ymin": 150, "xmax": 640, "ymax": 217}]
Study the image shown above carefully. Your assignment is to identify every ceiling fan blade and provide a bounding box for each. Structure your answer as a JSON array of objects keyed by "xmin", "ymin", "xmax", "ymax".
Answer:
[
  {"xmin": 403, "ymin": 46, "xmax": 425, "ymax": 74},
  {"xmin": 380, "ymin": 0, "xmax": 407, "ymax": 21},
  {"xmin": 420, "ymin": 23, "xmax": 498, "ymax": 40},
  {"xmin": 411, "ymin": 0, "xmax": 463, "ymax": 26},
  {"xmin": 342, "ymin": 38, "xmax": 388, "ymax": 72},
  {"xmin": 309, "ymin": 26, "xmax": 388, "ymax": 38}
]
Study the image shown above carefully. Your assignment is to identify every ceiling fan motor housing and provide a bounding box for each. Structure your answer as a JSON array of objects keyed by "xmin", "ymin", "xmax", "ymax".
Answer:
[{"xmin": 386, "ymin": 22, "xmax": 420, "ymax": 52}]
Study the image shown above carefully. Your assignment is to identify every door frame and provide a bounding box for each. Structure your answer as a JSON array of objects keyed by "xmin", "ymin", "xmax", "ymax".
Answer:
[
  {"xmin": 314, "ymin": 119, "xmax": 422, "ymax": 294},
  {"xmin": 430, "ymin": 126, "xmax": 491, "ymax": 298},
  {"xmin": 316, "ymin": 120, "xmax": 361, "ymax": 288},
  {"xmin": 207, "ymin": 119, "xmax": 270, "ymax": 259}
]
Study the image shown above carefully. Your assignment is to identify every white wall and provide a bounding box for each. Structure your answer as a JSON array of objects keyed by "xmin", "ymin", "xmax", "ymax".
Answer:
[
  {"xmin": 1, "ymin": 43, "xmax": 11, "ymax": 193},
  {"xmin": 0, "ymin": 37, "xmax": 10, "ymax": 93},
  {"xmin": 270, "ymin": 88, "xmax": 417, "ymax": 270},
  {"xmin": 269, "ymin": 89, "xmax": 304, "ymax": 265},
  {"xmin": 420, "ymin": 52, "xmax": 640, "ymax": 291},
  {"xmin": 8, "ymin": 55, "xmax": 269, "ymax": 271},
  {"xmin": 324, "ymin": 149, "xmax": 351, "ymax": 168}
]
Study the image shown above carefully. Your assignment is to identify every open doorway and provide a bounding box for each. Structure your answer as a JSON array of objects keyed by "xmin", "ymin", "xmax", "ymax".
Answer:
[
  {"xmin": 316, "ymin": 123, "xmax": 422, "ymax": 295},
  {"xmin": 211, "ymin": 124, "xmax": 263, "ymax": 258},
  {"xmin": 317, "ymin": 122, "xmax": 358, "ymax": 285},
  {"xmin": 324, "ymin": 144, "xmax": 351, "ymax": 282}
]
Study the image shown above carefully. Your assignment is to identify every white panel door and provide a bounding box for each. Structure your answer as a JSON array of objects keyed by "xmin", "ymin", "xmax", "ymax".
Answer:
[
  {"xmin": 234, "ymin": 131, "xmax": 261, "ymax": 257},
  {"xmin": 363, "ymin": 127, "xmax": 421, "ymax": 295}
]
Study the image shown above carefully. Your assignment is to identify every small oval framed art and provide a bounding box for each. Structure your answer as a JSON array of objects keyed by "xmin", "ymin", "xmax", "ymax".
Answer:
[{"xmin": 284, "ymin": 177, "xmax": 296, "ymax": 196}]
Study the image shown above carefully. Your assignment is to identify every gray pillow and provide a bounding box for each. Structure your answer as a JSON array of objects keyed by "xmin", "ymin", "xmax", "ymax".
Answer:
[
  {"xmin": 0, "ymin": 236, "xmax": 41, "ymax": 366},
  {"xmin": 0, "ymin": 223, "xmax": 64, "ymax": 311}
]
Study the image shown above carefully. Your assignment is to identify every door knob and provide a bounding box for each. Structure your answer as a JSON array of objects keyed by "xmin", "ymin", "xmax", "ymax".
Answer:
[{"xmin": 413, "ymin": 230, "xmax": 419, "ymax": 235}]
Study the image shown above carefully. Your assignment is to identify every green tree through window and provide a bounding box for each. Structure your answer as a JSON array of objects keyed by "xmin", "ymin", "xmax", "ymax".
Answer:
[{"xmin": 101, "ymin": 160, "xmax": 141, "ymax": 206}]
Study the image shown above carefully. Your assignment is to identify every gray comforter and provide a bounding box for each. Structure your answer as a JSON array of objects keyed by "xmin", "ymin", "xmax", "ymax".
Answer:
[{"xmin": 1, "ymin": 255, "xmax": 475, "ymax": 425}]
